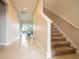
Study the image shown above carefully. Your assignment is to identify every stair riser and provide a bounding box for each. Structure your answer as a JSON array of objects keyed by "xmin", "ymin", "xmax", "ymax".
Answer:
[
  {"xmin": 52, "ymin": 43, "xmax": 70, "ymax": 48},
  {"xmin": 52, "ymin": 49, "xmax": 76, "ymax": 56},
  {"xmin": 51, "ymin": 31, "xmax": 59, "ymax": 33},
  {"xmin": 51, "ymin": 39, "xmax": 65, "ymax": 42},
  {"xmin": 51, "ymin": 38, "xmax": 66, "ymax": 41},
  {"xmin": 51, "ymin": 25, "xmax": 55, "ymax": 27},
  {"xmin": 51, "ymin": 37, "xmax": 66, "ymax": 40},
  {"xmin": 51, "ymin": 28, "xmax": 57, "ymax": 30},
  {"xmin": 51, "ymin": 26, "xmax": 56, "ymax": 28},
  {"xmin": 51, "ymin": 34, "xmax": 62, "ymax": 37}
]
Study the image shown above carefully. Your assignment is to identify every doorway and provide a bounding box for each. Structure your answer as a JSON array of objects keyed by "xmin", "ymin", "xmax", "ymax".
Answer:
[
  {"xmin": 19, "ymin": 11, "xmax": 33, "ymax": 47},
  {"xmin": 0, "ymin": 0, "xmax": 6, "ymax": 43}
]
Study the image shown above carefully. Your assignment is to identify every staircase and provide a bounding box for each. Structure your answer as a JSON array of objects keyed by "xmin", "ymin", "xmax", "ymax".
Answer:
[{"xmin": 51, "ymin": 24, "xmax": 76, "ymax": 56}]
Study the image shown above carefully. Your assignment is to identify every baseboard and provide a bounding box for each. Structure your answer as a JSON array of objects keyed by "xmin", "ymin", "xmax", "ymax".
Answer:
[
  {"xmin": 5, "ymin": 36, "xmax": 19, "ymax": 46},
  {"xmin": 0, "ymin": 36, "xmax": 19, "ymax": 47},
  {"xmin": 0, "ymin": 43, "xmax": 6, "ymax": 47},
  {"xmin": 34, "ymin": 39, "xmax": 47, "ymax": 56},
  {"xmin": 5, "ymin": 39, "xmax": 16, "ymax": 46},
  {"xmin": 45, "ymin": 7, "xmax": 79, "ymax": 30}
]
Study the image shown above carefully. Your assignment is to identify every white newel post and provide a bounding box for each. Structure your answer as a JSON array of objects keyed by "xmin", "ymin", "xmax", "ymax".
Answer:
[
  {"xmin": 41, "ymin": 13, "xmax": 52, "ymax": 58},
  {"xmin": 47, "ymin": 22, "xmax": 52, "ymax": 58}
]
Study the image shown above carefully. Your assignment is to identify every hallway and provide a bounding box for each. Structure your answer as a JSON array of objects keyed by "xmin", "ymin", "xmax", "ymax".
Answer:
[
  {"xmin": 0, "ymin": 40, "xmax": 46, "ymax": 59},
  {"xmin": 0, "ymin": 0, "xmax": 79, "ymax": 59},
  {"xmin": 0, "ymin": 40, "xmax": 79, "ymax": 59}
]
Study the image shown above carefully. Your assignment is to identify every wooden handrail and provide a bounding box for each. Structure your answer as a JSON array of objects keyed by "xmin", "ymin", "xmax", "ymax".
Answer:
[{"xmin": 1, "ymin": 0, "xmax": 8, "ymax": 5}]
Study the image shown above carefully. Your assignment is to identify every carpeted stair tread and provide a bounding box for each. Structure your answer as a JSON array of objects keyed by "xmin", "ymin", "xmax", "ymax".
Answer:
[
  {"xmin": 52, "ymin": 47, "xmax": 76, "ymax": 55},
  {"xmin": 51, "ymin": 33, "xmax": 62, "ymax": 37},
  {"xmin": 51, "ymin": 37, "xmax": 66, "ymax": 41},
  {"xmin": 51, "ymin": 27, "xmax": 57, "ymax": 30},
  {"xmin": 51, "ymin": 30, "xmax": 60, "ymax": 33},
  {"xmin": 53, "ymin": 47, "xmax": 75, "ymax": 51},
  {"xmin": 51, "ymin": 41, "xmax": 70, "ymax": 48}
]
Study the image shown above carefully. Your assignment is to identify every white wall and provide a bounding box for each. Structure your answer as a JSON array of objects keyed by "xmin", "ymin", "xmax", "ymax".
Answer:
[
  {"xmin": 44, "ymin": 0, "xmax": 79, "ymax": 28},
  {"xmin": 5, "ymin": 0, "xmax": 19, "ymax": 45},
  {"xmin": 0, "ymin": 0, "xmax": 19, "ymax": 46},
  {"xmin": 6, "ymin": 15, "xmax": 19, "ymax": 45}
]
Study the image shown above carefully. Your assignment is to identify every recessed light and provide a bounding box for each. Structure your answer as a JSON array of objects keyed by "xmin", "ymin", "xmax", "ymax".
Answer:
[{"xmin": 24, "ymin": 8, "xmax": 27, "ymax": 10}]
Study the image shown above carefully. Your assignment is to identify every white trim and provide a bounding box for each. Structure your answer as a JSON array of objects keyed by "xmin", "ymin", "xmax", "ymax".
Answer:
[
  {"xmin": 41, "ymin": 13, "xmax": 52, "ymax": 23},
  {"xmin": 47, "ymin": 23, "xmax": 52, "ymax": 58},
  {"xmin": 41, "ymin": 12, "xmax": 52, "ymax": 58},
  {"xmin": 45, "ymin": 7, "xmax": 79, "ymax": 29},
  {"xmin": 0, "ymin": 43, "xmax": 6, "ymax": 46},
  {"xmin": 35, "ymin": 39, "xmax": 47, "ymax": 55},
  {"xmin": 0, "ymin": 36, "xmax": 19, "ymax": 47}
]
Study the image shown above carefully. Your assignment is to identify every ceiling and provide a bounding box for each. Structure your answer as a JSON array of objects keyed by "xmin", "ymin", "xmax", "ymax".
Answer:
[{"xmin": 12, "ymin": 0, "xmax": 37, "ymax": 15}]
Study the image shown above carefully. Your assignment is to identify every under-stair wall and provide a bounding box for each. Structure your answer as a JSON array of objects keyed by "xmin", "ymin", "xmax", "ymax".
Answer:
[
  {"xmin": 33, "ymin": 0, "xmax": 47, "ymax": 55},
  {"xmin": 33, "ymin": 0, "xmax": 52, "ymax": 58}
]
